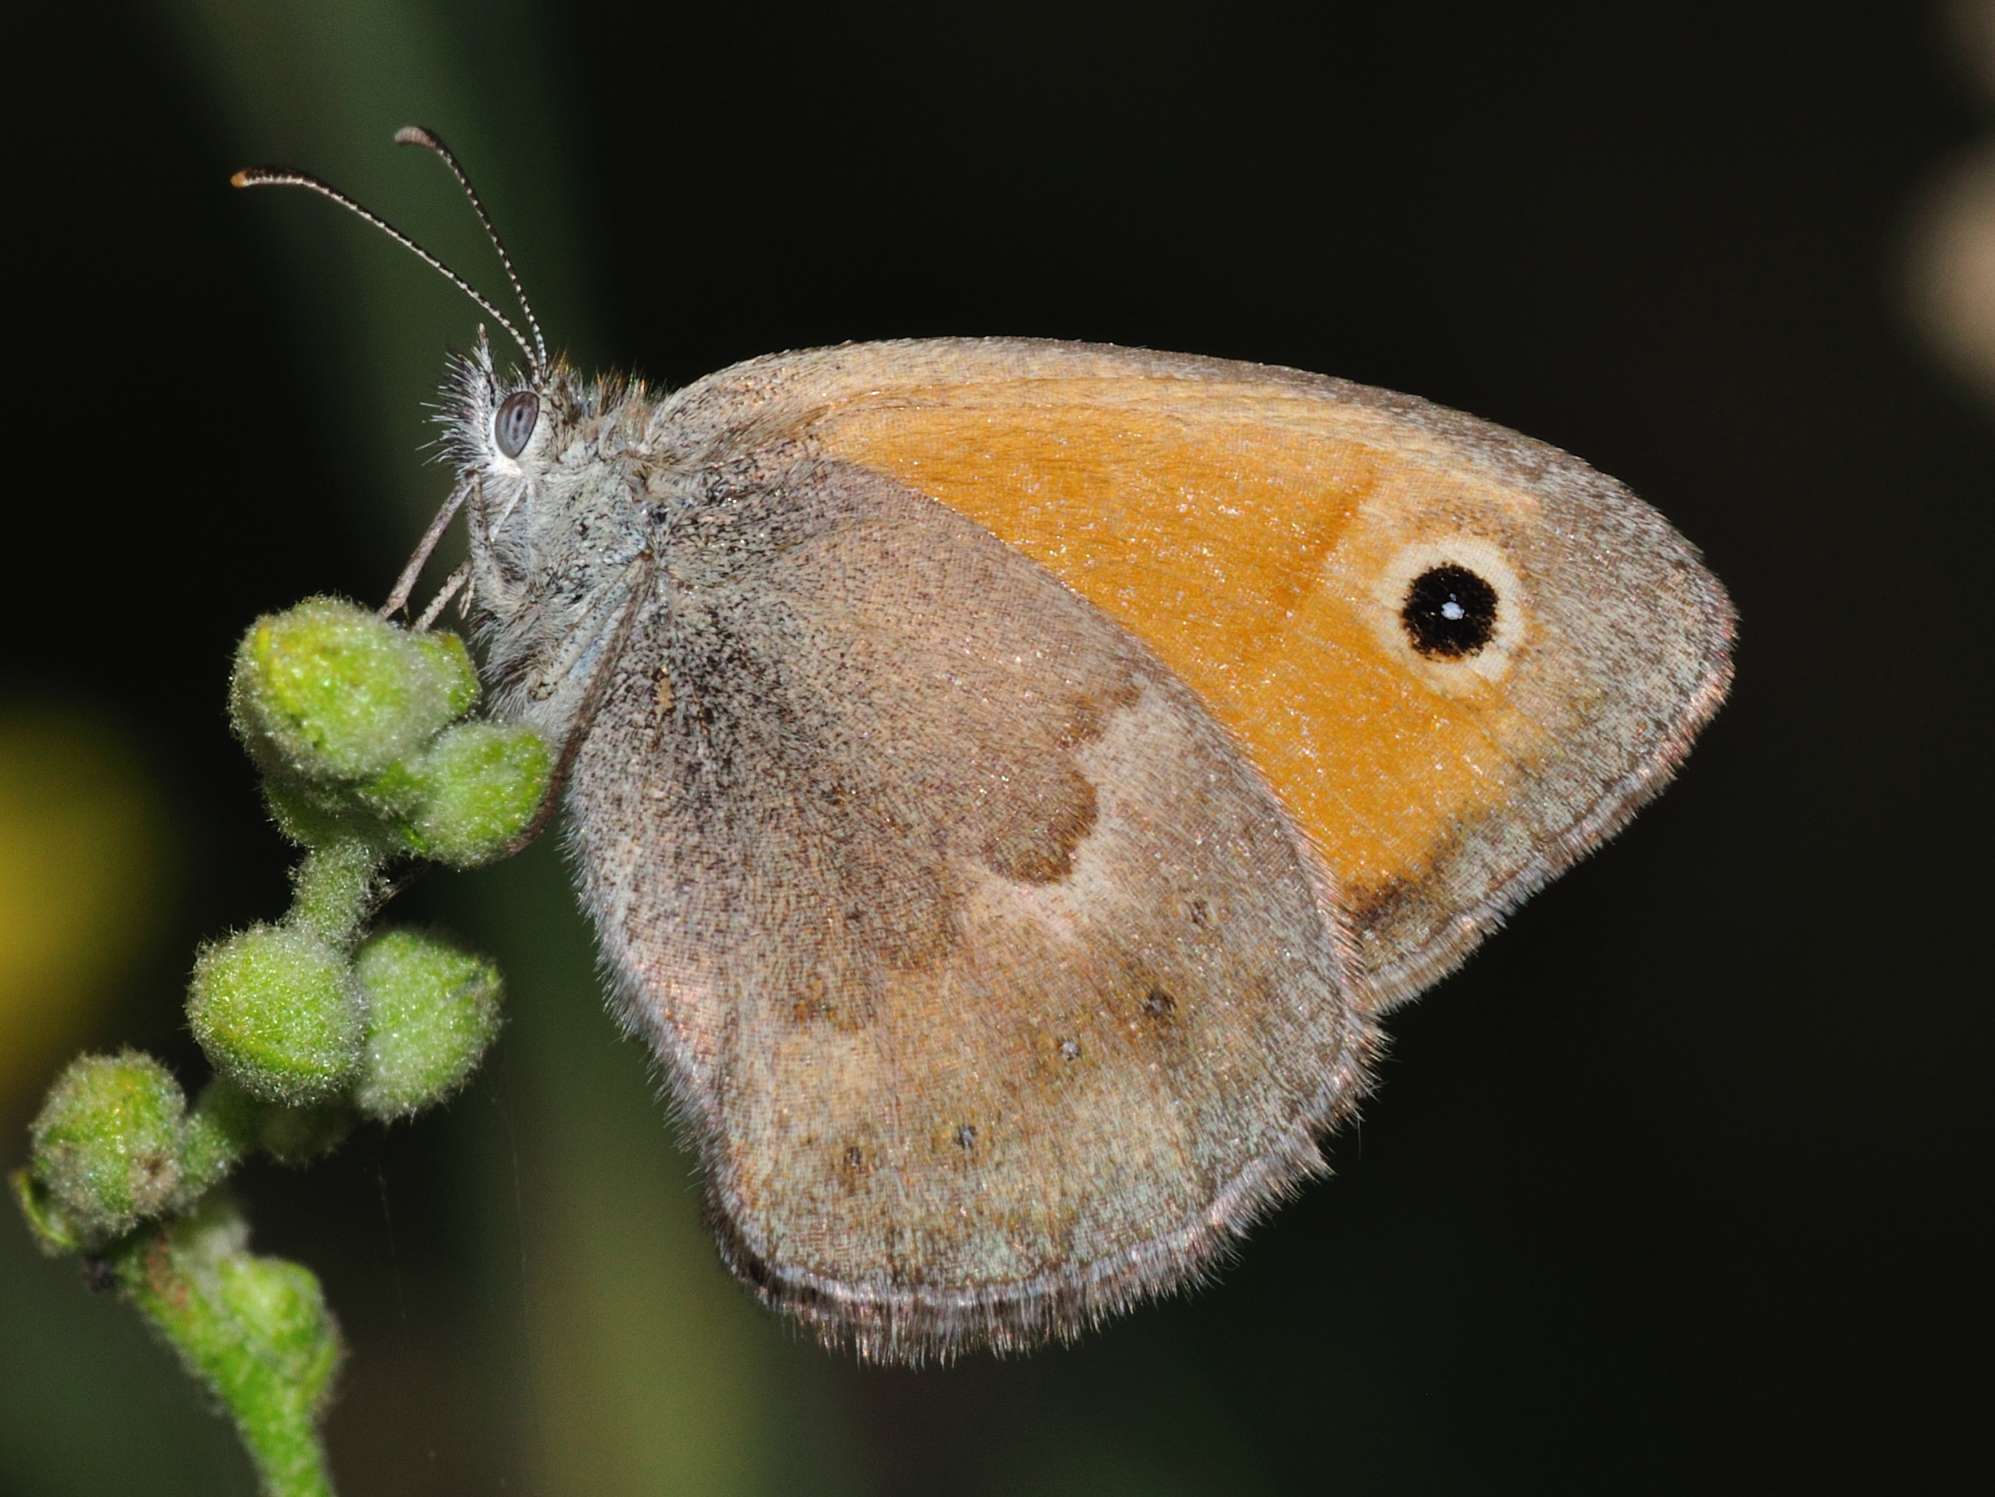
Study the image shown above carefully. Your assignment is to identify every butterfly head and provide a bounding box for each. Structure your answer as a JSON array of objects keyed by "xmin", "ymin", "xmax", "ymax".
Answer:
[{"xmin": 448, "ymin": 337, "xmax": 640, "ymax": 572}]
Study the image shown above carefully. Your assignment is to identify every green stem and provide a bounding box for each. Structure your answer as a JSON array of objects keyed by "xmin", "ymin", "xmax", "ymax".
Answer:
[
  {"xmin": 284, "ymin": 838, "xmax": 384, "ymax": 948},
  {"xmin": 108, "ymin": 1196, "xmax": 342, "ymax": 1497}
]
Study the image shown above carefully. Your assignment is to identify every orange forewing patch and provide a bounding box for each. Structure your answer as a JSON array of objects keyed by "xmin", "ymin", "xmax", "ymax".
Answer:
[{"xmin": 818, "ymin": 378, "xmax": 1547, "ymax": 902}]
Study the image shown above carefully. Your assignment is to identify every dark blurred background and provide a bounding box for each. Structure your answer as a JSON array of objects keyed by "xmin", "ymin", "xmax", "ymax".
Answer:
[{"xmin": 3, "ymin": 3, "xmax": 1989, "ymax": 1492}]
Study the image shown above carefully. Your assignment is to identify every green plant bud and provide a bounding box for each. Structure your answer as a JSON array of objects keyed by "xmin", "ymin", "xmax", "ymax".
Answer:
[
  {"xmin": 255, "ymin": 1102, "xmax": 356, "ymax": 1167},
  {"xmin": 106, "ymin": 1195, "xmax": 344, "ymax": 1488},
  {"xmin": 27, "ymin": 1051, "xmax": 185, "ymax": 1244},
  {"xmin": 397, "ymin": 721, "xmax": 551, "ymax": 867},
  {"xmin": 188, "ymin": 925, "xmax": 365, "ymax": 1106},
  {"xmin": 351, "ymin": 929, "xmax": 504, "ymax": 1120},
  {"xmin": 352, "ymin": 754, "xmax": 430, "ymax": 819},
  {"xmin": 261, "ymin": 774, "xmax": 392, "ymax": 851},
  {"xmin": 408, "ymin": 628, "xmax": 480, "ymax": 708},
  {"xmin": 214, "ymin": 1254, "xmax": 344, "ymax": 1411},
  {"xmin": 229, "ymin": 598, "xmax": 478, "ymax": 783}
]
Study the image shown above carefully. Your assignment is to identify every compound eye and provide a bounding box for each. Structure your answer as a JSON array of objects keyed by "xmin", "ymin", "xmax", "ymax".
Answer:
[{"xmin": 493, "ymin": 391, "xmax": 540, "ymax": 458}]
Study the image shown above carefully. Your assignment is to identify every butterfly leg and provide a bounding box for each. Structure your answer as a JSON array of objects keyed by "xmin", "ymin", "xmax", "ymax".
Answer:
[{"xmin": 379, "ymin": 475, "xmax": 471, "ymax": 619}]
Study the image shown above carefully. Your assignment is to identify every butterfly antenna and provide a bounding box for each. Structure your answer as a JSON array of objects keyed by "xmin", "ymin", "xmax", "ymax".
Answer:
[
  {"xmin": 393, "ymin": 126, "xmax": 549, "ymax": 375},
  {"xmin": 230, "ymin": 160, "xmax": 542, "ymax": 375}
]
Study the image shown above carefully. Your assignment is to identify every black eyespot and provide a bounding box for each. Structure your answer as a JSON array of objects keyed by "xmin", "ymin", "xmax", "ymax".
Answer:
[
  {"xmin": 1401, "ymin": 564, "xmax": 1499, "ymax": 658},
  {"xmin": 494, "ymin": 391, "xmax": 540, "ymax": 458}
]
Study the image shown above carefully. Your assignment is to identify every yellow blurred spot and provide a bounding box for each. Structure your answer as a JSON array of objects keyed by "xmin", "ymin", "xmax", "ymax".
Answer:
[{"xmin": 0, "ymin": 706, "xmax": 170, "ymax": 1106}]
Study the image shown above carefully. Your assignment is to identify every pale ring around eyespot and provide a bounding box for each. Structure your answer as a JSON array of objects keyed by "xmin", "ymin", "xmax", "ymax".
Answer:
[{"xmin": 1367, "ymin": 533, "xmax": 1528, "ymax": 689}]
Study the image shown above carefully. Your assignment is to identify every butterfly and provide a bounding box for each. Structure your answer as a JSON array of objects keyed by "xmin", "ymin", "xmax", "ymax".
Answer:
[{"xmin": 238, "ymin": 129, "xmax": 1734, "ymax": 1364}]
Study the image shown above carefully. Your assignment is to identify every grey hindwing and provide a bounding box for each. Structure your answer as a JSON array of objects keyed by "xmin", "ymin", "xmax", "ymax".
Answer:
[{"xmin": 560, "ymin": 453, "xmax": 1375, "ymax": 1362}]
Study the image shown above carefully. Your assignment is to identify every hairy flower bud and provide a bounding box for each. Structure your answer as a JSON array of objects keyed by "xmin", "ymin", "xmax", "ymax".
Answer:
[
  {"xmin": 230, "ymin": 599, "xmax": 478, "ymax": 784},
  {"xmin": 27, "ymin": 1051, "xmax": 185, "ymax": 1245},
  {"xmin": 395, "ymin": 722, "xmax": 551, "ymax": 867},
  {"xmin": 189, "ymin": 926, "xmax": 364, "ymax": 1106},
  {"xmin": 351, "ymin": 929, "xmax": 504, "ymax": 1120}
]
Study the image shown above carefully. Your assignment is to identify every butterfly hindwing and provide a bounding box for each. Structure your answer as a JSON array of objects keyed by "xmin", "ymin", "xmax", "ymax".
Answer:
[{"xmin": 565, "ymin": 444, "xmax": 1369, "ymax": 1361}]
